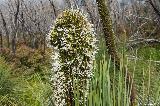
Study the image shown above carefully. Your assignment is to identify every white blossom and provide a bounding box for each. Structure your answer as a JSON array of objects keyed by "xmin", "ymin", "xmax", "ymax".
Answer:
[{"xmin": 49, "ymin": 9, "xmax": 98, "ymax": 106}]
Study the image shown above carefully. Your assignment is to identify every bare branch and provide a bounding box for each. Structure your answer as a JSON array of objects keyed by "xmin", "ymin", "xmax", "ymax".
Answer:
[
  {"xmin": 48, "ymin": 0, "xmax": 57, "ymax": 18},
  {"xmin": 148, "ymin": 0, "xmax": 160, "ymax": 17}
]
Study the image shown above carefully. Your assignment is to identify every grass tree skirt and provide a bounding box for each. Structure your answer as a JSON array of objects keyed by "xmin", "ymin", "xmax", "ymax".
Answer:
[{"xmin": 48, "ymin": 9, "xmax": 98, "ymax": 106}]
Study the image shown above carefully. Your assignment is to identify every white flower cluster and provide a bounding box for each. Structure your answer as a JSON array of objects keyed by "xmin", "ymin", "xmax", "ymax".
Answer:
[{"xmin": 49, "ymin": 9, "xmax": 98, "ymax": 106}]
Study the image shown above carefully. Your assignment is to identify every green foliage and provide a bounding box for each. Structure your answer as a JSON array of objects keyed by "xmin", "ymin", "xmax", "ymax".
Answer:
[
  {"xmin": 0, "ymin": 37, "xmax": 160, "ymax": 106},
  {"xmin": 13, "ymin": 74, "xmax": 52, "ymax": 106},
  {"xmin": 73, "ymin": 38, "xmax": 160, "ymax": 106},
  {"xmin": 0, "ymin": 57, "xmax": 13, "ymax": 96},
  {"xmin": 86, "ymin": 55, "xmax": 131, "ymax": 106},
  {"xmin": 0, "ymin": 44, "xmax": 52, "ymax": 106},
  {"xmin": 137, "ymin": 46, "xmax": 160, "ymax": 61},
  {"xmin": 0, "ymin": 57, "xmax": 16, "ymax": 105},
  {"xmin": 127, "ymin": 46, "xmax": 160, "ymax": 103},
  {"xmin": 49, "ymin": 9, "xmax": 97, "ymax": 105},
  {"xmin": 14, "ymin": 44, "xmax": 52, "ymax": 80},
  {"xmin": 0, "ymin": 57, "xmax": 52, "ymax": 106},
  {"xmin": 0, "ymin": 44, "xmax": 52, "ymax": 81}
]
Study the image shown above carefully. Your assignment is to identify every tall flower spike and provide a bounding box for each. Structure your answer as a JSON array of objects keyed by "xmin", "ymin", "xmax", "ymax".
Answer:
[{"xmin": 49, "ymin": 9, "xmax": 98, "ymax": 106}]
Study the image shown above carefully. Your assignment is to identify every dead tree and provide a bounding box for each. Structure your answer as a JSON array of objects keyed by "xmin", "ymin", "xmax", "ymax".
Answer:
[
  {"xmin": 11, "ymin": 0, "xmax": 20, "ymax": 55},
  {"xmin": 48, "ymin": 0, "xmax": 57, "ymax": 18},
  {"xmin": 83, "ymin": 0, "xmax": 95, "ymax": 24},
  {"xmin": 40, "ymin": 0, "xmax": 47, "ymax": 56},
  {"xmin": 0, "ymin": 31, "xmax": 3, "ymax": 51},
  {"xmin": 148, "ymin": 0, "xmax": 160, "ymax": 18},
  {"xmin": 65, "ymin": 0, "xmax": 72, "ymax": 8},
  {"xmin": 0, "ymin": 9, "xmax": 10, "ymax": 48},
  {"xmin": 20, "ymin": 11, "xmax": 26, "ymax": 43}
]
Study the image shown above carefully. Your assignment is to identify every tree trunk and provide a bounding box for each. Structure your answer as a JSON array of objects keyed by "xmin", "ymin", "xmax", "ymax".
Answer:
[
  {"xmin": 12, "ymin": 0, "xmax": 20, "ymax": 55},
  {"xmin": 0, "ymin": 31, "xmax": 3, "ymax": 52},
  {"xmin": 96, "ymin": 0, "xmax": 136, "ymax": 105},
  {"xmin": 83, "ymin": 0, "xmax": 94, "ymax": 24},
  {"xmin": 65, "ymin": 0, "xmax": 71, "ymax": 8},
  {"xmin": 0, "ymin": 9, "xmax": 10, "ymax": 48},
  {"xmin": 48, "ymin": 0, "xmax": 57, "ymax": 18},
  {"xmin": 11, "ymin": 32, "xmax": 16, "ymax": 55}
]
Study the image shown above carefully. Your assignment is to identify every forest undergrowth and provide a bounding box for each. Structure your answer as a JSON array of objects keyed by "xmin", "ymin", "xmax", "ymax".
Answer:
[{"xmin": 0, "ymin": 37, "xmax": 160, "ymax": 106}]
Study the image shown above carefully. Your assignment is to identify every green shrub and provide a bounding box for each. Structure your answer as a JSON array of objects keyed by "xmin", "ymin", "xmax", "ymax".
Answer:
[
  {"xmin": 14, "ymin": 45, "xmax": 52, "ymax": 80},
  {"xmin": 0, "ymin": 44, "xmax": 52, "ymax": 80},
  {"xmin": 0, "ymin": 57, "xmax": 14, "ymax": 96},
  {"xmin": 49, "ymin": 9, "xmax": 97, "ymax": 105},
  {"xmin": 0, "ymin": 57, "xmax": 16, "ymax": 105},
  {"xmin": 128, "ymin": 46, "xmax": 160, "ymax": 103},
  {"xmin": 0, "ymin": 57, "xmax": 52, "ymax": 106},
  {"xmin": 0, "ymin": 46, "xmax": 52, "ymax": 105},
  {"xmin": 13, "ymin": 74, "xmax": 52, "ymax": 106}
]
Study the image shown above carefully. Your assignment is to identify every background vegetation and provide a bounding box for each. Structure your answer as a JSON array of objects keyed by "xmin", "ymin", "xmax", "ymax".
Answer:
[{"xmin": 0, "ymin": 0, "xmax": 160, "ymax": 106}]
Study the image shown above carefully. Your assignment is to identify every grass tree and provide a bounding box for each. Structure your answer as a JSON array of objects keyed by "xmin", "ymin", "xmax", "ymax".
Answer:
[
  {"xmin": 49, "ymin": 9, "xmax": 97, "ymax": 106},
  {"xmin": 96, "ymin": 0, "xmax": 137, "ymax": 105}
]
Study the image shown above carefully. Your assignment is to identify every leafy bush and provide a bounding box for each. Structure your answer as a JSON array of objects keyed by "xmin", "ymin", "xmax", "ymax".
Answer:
[{"xmin": 14, "ymin": 44, "xmax": 52, "ymax": 78}]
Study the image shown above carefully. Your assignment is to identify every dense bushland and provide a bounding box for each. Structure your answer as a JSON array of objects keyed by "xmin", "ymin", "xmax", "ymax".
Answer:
[
  {"xmin": 0, "ymin": 37, "xmax": 160, "ymax": 105},
  {"xmin": 0, "ymin": 46, "xmax": 53, "ymax": 106},
  {"xmin": 0, "ymin": 0, "xmax": 160, "ymax": 106}
]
